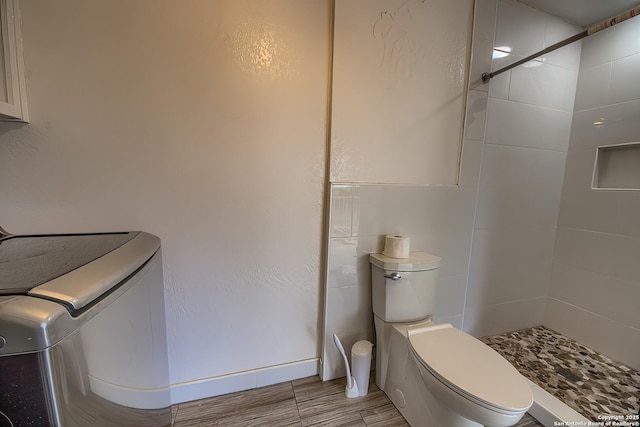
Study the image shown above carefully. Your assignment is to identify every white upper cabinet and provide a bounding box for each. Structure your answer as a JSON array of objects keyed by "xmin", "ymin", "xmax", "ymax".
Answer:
[{"xmin": 0, "ymin": 0, "xmax": 27, "ymax": 122}]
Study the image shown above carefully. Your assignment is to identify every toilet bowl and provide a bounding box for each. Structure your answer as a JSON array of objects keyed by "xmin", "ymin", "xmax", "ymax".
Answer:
[{"xmin": 370, "ymin": 252, "xmax": 533, "ymax": 427}]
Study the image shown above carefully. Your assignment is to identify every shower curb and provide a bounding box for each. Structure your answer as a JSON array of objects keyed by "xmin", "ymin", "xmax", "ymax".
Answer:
[{"xmin": 526, "ymin": 379, "xmax": 590, "ymax": 427}]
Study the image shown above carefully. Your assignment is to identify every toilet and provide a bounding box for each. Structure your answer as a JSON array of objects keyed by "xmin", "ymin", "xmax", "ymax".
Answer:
[{"xmin": 370, "ymin": 252, "xmax": 533, "ymax": 427}]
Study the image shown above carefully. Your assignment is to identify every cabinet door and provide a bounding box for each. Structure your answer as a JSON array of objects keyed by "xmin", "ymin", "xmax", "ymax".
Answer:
[{"xmin": 0, "ymin": 0, "xmax": 28, "ymax": 122}]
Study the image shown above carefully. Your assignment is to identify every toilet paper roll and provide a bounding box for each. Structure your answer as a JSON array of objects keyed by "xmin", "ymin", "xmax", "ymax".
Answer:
[{"xmin": 382, "ymin": 235, "xmax": 410, "ymax": 258}]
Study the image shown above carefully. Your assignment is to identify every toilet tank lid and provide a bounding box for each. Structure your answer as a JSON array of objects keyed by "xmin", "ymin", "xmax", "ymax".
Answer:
[{"xmin": 369, "ymin": 252, "xmax": 441, "ymax": 271}]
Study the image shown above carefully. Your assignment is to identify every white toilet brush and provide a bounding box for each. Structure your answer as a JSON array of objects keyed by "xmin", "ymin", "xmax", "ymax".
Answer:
[{"xmin": 333, "ymin": 334, "xmax": 360, "ymax": 398}]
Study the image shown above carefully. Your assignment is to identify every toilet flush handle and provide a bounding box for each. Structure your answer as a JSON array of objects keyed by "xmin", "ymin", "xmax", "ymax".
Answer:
[{"xmin": 384, "ymin": 272, "xmax": 402, "ymax": 281}]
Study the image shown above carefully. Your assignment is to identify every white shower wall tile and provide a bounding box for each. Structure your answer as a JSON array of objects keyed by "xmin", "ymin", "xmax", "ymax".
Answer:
[
  {"xmin": 608, "ymin": 52, "xmax": 640, "ymax": 105},
  {"xmin": 352, "ymin": 185, "xmax": 432, "ymax": 238},
  {"xmin": 434, "ymin": 274, "xmax": 468, "ymax": 319},
  {"xmin": 553, "ymin": 228, "xmax": 640, "ymax": 284},
  {"xmin": 552, "ymin": 228, "xmax": 612, "ymax": 277},
  {"xmin": 551, "ymin": 22, "xmax": 640, "ymax": 355},
  {"xmin": 579, "ymin": 25, "xmax": 614, "ymax": 70},
  {"xmin": 609, "ymin": 192, "xmax": 640, "ymax": 238},
  {"xmin": 558, "ymin": 149, "xmax": 595, "ymax": 192},
  {"xmin": 351, "ymin": 234, "xmax": 385, "ymax": 255},
  {"xmin": 351, "ymin": 187, "xmax": 361, "ymax": 237},
  {"xmin": 488, "ymin": 65, "xmax": 511, "ymax": 101},
  {"xmin": 351, "ymin": 185, "xmax": 476, "ymax": 243},
  {"xmin": 475, "ymin": 145, "xmax": 566, "ymax": 230},
  {"xmin": 485, "ymin": 99, "xmax": 572, "ymax": 151},
  {"xmin": 508, "ymin": 63, "xmax": 578, "ymax": 112},
  {"xmin": 327, "ymin": 238, "xmax": 359, "ymax": 288},
  {"xmin": 494, "ymin": 0, "xmax": 545, "ymax": 56},
  {"xmin": 464, "ymin": 297, "xmax": 546, "ymax": 337},
  {"xmin": 485, "ymin": 98, "xmax": 537, "ymax": 144},
  {"xmin": 584, "ymin": 193, "xmax": 640, "ymax": 238},
  {"xmin": 487, "ymin": 2, "xmax": 581, "ymax": 111},
  {"xmin": 545, "ymin": 298, "xmax": 640, "ymax": 371},
  {"xmin": 466, "ymin": 224, "xmax": 554, "ymax": 334},
  {"xmin": 556, "ymin": 148, "xmax": 640, "ymax": 236},
  {"xmin": 466, "ymin": 0, "xmax": 579, "ymax": 338},
  {"xmin": 474, "ymin": 0, "xmax": 497, "ymax": 42},
  {"xmin": 419, "ymin": 229, "xmax": 474, "ymax": 279},
  {"xmin": 349, "ymin": 185, "xmax": 382, "ymax": 238},
  {"xmin": 536, "ymin": 107, "xmax": 572, "ymax": 151},
  {"xmin": 557, "ymin": 188, "xmax": 622, "ymax": 236},
  {"xmin": 459, "ymin": 139, "xmax": 484, "ymax": 187},
  {"xmin": 488, "ymin": 51, "xmax": 521, "ymax": 101},
  {"xmin": 573, "ymin": 62, "xmax": 611, "ymax": 112},
  {"xmin": 549, "ymin": 262, "xmax": 640, "ymax": 330},
  {"xmin": 464, "ymin": 90, "xmax": 489, "ymax": 140},
  {"xmin": 579, "ymin": 17, "xmax": 640, "ymax": 100},
  {"xmin": 469, "ymin": 37, "xmax": 494, "ymax": 92},
  {"xmin": 608, "ymin": 16, "xmax": 640, "ymax": 62},
  {"xmin": 330, "ymin": 185, "xmax": 353, "ymax": 237},
  {"xmin": 470, "ymin": 227, "xmax": 557, "ymax": 269},
  {"xmin": 570, "ymin": 100, "xmax": 640, "ymax": 151},
  {"xmin": 543, "ymin": 40, "xmax": 582, "ymax": 71},
  {"xmin": 422, "ymin": 186, "xmax": 477, "ymax": 234},
  {"xmin": 325, "ymin": 286, "xmax": 373, "ymax": 337},
  {"xmin": 467, "ymin": 260, "xmax": 552, "ymax": 307},
  {"xmin": 542, "ymin": 17, "xmax": 582, "ymax": 72}
]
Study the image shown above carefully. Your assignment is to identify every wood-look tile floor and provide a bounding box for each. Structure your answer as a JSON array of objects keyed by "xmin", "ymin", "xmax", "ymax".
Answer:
[{"xmin": 172, "ymin": 375, "xmax": 544, "ymax": 426}]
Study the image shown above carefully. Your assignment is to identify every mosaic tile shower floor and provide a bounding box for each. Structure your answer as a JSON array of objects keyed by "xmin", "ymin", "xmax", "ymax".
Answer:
[{"xmin": 481, "ymin": 326, "xmax": 640, "ymax": 422}]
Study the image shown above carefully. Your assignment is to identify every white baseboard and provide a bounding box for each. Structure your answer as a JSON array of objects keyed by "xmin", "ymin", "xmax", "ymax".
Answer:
[
  {"xmin": 526, "ymin": 379, "xmax": 590, "ymax": 427},
  {"xmin": 88, "ymin": 376, "xmax": 171, "ymax": 409},
  {"xmin": 170, "ymin": 358, "xmax": 319, "ymax": 405}
]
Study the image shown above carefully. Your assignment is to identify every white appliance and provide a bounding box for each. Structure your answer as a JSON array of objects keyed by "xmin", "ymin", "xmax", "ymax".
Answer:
[{"xmin": 0, "ymin": 231, "xmax": 171, "ymax": 427}]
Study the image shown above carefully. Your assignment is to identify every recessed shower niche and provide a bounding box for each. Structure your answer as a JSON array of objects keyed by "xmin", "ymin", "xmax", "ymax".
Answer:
[{"xmin": 592, "ymin": 142, "xmax": 640, "ymax": 190}]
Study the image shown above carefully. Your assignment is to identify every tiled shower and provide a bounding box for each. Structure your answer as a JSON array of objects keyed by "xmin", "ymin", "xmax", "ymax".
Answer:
[
  {"xmin": 547, "ymin": 14, "xmax": 640, "ymax": 369},
  {"xmin": 322, "ymin": 0, "xmax": 640, "ymax": 394}
]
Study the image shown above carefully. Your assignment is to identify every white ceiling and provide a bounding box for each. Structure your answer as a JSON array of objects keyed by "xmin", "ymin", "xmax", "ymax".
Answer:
[{"xmin": 518, "ymin": 0, "xmax": 640, "ymax": 27}]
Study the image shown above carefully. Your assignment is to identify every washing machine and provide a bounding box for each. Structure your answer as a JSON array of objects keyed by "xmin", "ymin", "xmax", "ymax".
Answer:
[{"xmin": 0, "ymin": 231, "xmax": 171, "ymax": 427}]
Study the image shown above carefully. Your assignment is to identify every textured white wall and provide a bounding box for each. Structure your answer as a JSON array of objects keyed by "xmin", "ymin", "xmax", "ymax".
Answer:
[
  {"xmin": 0, "ymin": 0, "xmax": 329, "ymax": 400},
  {"xmin": 548, "ymin": 16, "xmax": 640, "ymax": 370},
  {"xmin": 464, "ymin": 0, "xmax": 581, "ymax": 337},
  {"xmin": 330, "ymin": 0, "xmax": 473, "ymax": 185}
]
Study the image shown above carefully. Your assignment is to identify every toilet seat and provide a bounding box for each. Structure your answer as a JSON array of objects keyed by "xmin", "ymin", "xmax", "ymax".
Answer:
[{"xmin": 408, "ymin": 324, "xmax": 532, "ymax": 414}]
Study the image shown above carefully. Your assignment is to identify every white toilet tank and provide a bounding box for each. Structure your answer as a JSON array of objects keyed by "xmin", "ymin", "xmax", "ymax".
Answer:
[{"xmin": 370, "ymin": 252, "xmax": 441, "ymax": 322}]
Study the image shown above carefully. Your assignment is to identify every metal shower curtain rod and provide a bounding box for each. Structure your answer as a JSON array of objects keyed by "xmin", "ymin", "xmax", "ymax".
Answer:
[{"xmin": 482, "ymin": 4, "xmax": 640, "ymax": 83}]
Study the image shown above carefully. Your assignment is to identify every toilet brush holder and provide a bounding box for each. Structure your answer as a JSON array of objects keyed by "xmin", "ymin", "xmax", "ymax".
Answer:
[
  {"xmin": 333, "ymin": 334, "xmax": 360, "ymax": 398},
  {"xmin": 351, "ymin": 340, "xmax": 373, "ymax": 397}
]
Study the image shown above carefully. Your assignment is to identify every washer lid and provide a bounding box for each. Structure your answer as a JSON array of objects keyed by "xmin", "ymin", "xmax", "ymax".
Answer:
[
  {"xmin": 28, "ymin": 232, "xmax": 159, "ymax": 312},
  {"xmin": 0, "ymin": 232, "xmax": 137, "ymax": 295},
  {"xmin": 408, "ymin": 324, "xmax": 533, "ymax": 412},
  {"xmin": 369, "ymin": 251, "xmax": 441, "ymax": 271}
]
